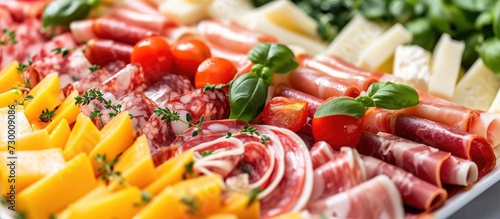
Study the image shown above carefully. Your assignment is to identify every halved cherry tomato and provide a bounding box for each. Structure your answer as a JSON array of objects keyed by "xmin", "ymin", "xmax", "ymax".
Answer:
[
  {"xmin": 312, "ymin": 115, "xmax": 361, "ymax": 149},
  {"xmin": 131, "ymin": 36, "xmax": 173, "ymax": 81},
  {"xmin": 171, "ymin": 38, "xmax": 211, "ymax": 80},
  {"xmin": 194, "ymin": 57, "xmax": 237, "ymax": 88},
  {"xmin": 262, "ymin": 97, "xmax": 309, "ymax": 132}
]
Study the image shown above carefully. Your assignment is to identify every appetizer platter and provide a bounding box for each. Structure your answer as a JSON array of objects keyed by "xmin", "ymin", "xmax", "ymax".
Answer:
[{"xmin": 0, "ymin": 0, "xmax": 500, "ymax": 218}]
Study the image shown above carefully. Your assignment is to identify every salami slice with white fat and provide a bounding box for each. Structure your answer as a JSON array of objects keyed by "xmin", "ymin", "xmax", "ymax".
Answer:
[
  {"xmin": 96, "ymin": 63, "xmax": 147, "ymax": 102},
  {"xmin": 144, "ymin": 74, "xmax": 194, "ymax": 106}
]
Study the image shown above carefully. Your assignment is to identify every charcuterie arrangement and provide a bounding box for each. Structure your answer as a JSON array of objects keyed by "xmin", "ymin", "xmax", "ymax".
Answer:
[{"xmin": 0, "ymin": 0, "xmax": 499, "ymax": 219}]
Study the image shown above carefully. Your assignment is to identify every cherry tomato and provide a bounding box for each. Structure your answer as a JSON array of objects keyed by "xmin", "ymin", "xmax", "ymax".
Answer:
[
  {"xmin": 171, "ymin": 38, "xmax": 211, "ymax": 79},
  {"xmin": 131, "ymin": 36, "xmax": 173, "ymax": 81},
  {"xmin": 262, "ymin": 97, "xmax": 309, "ymax": 132},
  {"xmin": 312, "ymin": 115, "xmax": 361, "ymax": 149},
  {"xmin": 194, "ymin": 57, "xmax": 237, "ymax": 88}
]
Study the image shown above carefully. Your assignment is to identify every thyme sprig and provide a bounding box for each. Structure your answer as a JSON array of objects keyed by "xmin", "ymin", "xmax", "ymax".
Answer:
[
  {"xmin": 74, "ymin": 89, "xmax": 122, "ymax": 119},
  {"xmin": 39, "ymin": 108, "xmax": 56, "ymax": 123},
  {"xmin": 0, "ymin": 28, "xmax": 17, "ymax": 45},
  {"xmin": 203, "ymin": 83, "xmax": 227, "ymax": 92},
  {"xmin": 153, "ymin": 107, "xmax": 204, "ymax": 137},
  {"xmin": 180, "ymin": 197, "xmax": 199, "ymax": 216},
  {"xmin": 94, "ymin": 154, "xmax": 124, "ymax": 185}
]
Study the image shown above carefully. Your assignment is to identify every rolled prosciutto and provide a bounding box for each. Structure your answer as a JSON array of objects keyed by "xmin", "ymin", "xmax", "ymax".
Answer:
[
  {"xmin": 309, "ymin": 147, "xmax": 367, "ymax": 202},
  {"xmin": 362, "ymin": 156, "xmax": 447, "ymax": 211},
  {"xmin": 309, "ymin": 141, "xmax": 336, "ymax": 169},
  {"xmin": 361, "ymin": 108, "xmax": 496, "ymax": 178},
  {"xmin": 357, "ymin": 132, "xmax": 479, "ymax": 187},
  {"xmin": 290, "ymin": 67, "xmax": 361, "ymax": 99},
  {"xmin": 306, "ymin": 175, "xmax": 404, "ymax": 219},
  {"xmin": 274, "ymin": 85, "xmax": 323, "ymax": 118},
  {"xmin": 298, "ymin": 55, "xmax": 379, "ymax": 91}
]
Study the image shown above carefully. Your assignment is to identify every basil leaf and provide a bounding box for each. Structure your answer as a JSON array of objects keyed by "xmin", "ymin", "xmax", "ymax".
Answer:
[
  {"xmin": 365, "ymin": 81, "xmax": 387, "ymax": 98},
  {"xmin": 405, "ymin": 18, "xmax": 437, "ymax": 51},
  {"xmin": 247, "ymin": 43, "xmax": 298, "ymax": 74},
  {"xmin": 428, "ymin": 0, "xmax": 453, "ymax": 35},
  {"xmin": 453, "ymin": 0, "xmax": 496, "ymax": 12},
  {"xmin": 389, "ymin": 0, "xmax": 413, "ymax": 23},
  {"xmin": 314, "ymin": 97, "xmax": 366, "ymax": 119},
  {"xmin": 360, "ymin": 0, "xmax": 389, "ymax": 19},
  {"xmin": 42, "ymin": 0, "xmax": 97, "ymax": 28},
  {"xmin": 228, "ymin": 73, "xmax": 268, "ymax": 122},
  {"xmin": 480, "ymin": 37, "xmax": 500, "ymax": 74},
  {"xmin": 461, "ymin": 33, "xmax": 482, "ymax": 69},
  {"xmin": 448, "ymin": 6, "xmax": 475, "ymax": 33},
  {"xmin": 370, "ymin": 83, "xmax": 419, "ymax": 109},
  {"xmin": 475, "ymin": 11, "xmax": 493, "ymax": 30},
  {"xmin": 493, "ymin": 1, "xmax": 500, "ymax": 37}
]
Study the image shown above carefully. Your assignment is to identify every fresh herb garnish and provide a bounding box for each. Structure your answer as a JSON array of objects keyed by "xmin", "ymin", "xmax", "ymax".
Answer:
[
  {"xmin": 203, "ymin": 83, "xmax": 227, "ymax": 92},
  {"xmin": 246, "ymin": 188, "xmax": 262, "ymax": 208},
  {"xmin": 14, "ymin": 95, "xmax": 34, "ymax": 106},
  {"xmin": 225, "ymin": 132, "xmax": 232, "ymax": 138},
  {"xmin": 17, "ymin": 63, "xmax": 28, "ymax": 73},
  {"xmin": 42, "ymin": 0, "xmax": 100, "ymax": 28},
  {"xmin": 88, "ymin": 65, "xmax": 100, "ymax": 73},
  {"xmin": 260, "ymin": 135, "xmax": 271, "ymax": 144},
  {"xmin": 0, "ymin": 28, "xmax": 17, "ymax": 45},
  {"xmin": 39, "ymin": 108, "xmax": 56, "ymax": 123},
  {"xmin": 240, "ymin": 160, "xmax": 251, "ymax": 174},
  {"xmin": 95, "ymin": 154, "xmax": 124, "ymax": 185},
  {"xmin": 52, "ymin": 47, "xmax": 71, "ymax": 57},
  {"xmin": 134, "ymin": 190, "xmax": 152, "ymax": 207},
  {"xmin": 182, "ymin": 161, "xmax": 196, "ymax": 180},
  {"xmin": 180, "ymin": 197, "xmax": 199, "ymax": 215},
  {"xmin": 228, "ymin": 43, "xmax": 298, "ymax": 122},
  {"xmin": 153, "ymin": 108, "xmax": 204, "ymax": 137},
  {"xmin": 240, "ymin": 125, "xmax": 260, "ymax": 136},
  {"xmin": 75, "ymin": 89, "xmax": 122, "ymax": 119},
  {"xmin": 314, "ymin": 82, "xmax": 419, "ymax": 119},
  {"xmin": 200, "ymin": 150, "xmax": 213, "ymax": 157}
]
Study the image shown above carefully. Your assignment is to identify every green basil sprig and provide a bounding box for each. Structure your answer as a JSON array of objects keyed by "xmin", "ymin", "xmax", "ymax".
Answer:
[
  {"xmin": 42, "ymin": 0, "xmax": 100, "ymax": 28},
  {"xmin": 228, "ymin": 43, "xmax": 298, "ymax": 122},
  {"xmin": 314, "ymin": 82, "xmax": 419, "ymax": 119}
]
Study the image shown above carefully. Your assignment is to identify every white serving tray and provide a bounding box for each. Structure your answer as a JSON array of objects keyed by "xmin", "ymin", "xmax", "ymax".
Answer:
[{"xmin": 432, "ymin": 157, "xmax": 500, "ymax": 219}]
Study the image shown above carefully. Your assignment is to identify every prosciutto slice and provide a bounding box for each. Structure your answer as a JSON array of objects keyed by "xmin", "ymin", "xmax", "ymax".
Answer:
[
  {"xmin": 290, "ymin": 67, "xmax": 361, "ymax": 99},
  {"xmin": 357, "ymin": 132, "xmax": 478, "ymax": 187},
  {"xmin": 274, "ymin": 85, "xmax": 323, "ymax": 118},
  {"xmin": 361, "ymin": 109, "xmax": 496, "ymax": 178},
  {"xmin": 298, "ymin": 55, "xmax": 379, "ymax": 91},
  {"xmin": 306, "ymin": 175, "xmax": 404, "ymax": 219},
  {"xmin": 310, "ymin": 141, "xmax": 336, "ymax": 169},
  {"xmin": 309, "ymin": 147, "xmax": 366, "ymax": 202},
  {"xmin": 362, "ymin": 156, "xmax": 447, "ymax": 211}
]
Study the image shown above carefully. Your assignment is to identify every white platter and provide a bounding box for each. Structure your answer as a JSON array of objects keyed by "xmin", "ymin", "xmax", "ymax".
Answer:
[{"xmin": 433, "ymin": 157, "xmax": 500, "ymax": 219}]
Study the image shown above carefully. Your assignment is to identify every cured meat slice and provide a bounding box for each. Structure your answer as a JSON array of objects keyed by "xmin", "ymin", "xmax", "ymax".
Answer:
[
  {"xmin": 309, "ymin": 147, "xmax": 366, "ymax": 202},
  {"xmin": 93, "ymin": 18, "xmax": 159, "ymax": 45},
  {"xmin": 85, "ymin": 38, "xmax": 133, "ymax": 66},
  {"xmin": 357, "ymin": 132, "xmax": 478, "ymax": 187},
  {"xmin": 197, "ymin": 20, "xmax": 277, "ymax": 54},
  {"xmin": 110, "ymin": 8, "xmax": 179, "ymax": 33},
  {"xmin": 0, "ymin": 0, "xmax": 48, "ymax": 23},
  {"xmin": 65, "ymin": 68, "xmax": 113, "ymax": 95},
  {"xmin": 306, "ymin": 175, "xmax": 404, "ymax": 219},
  {"xmin": 0, "ymin": 19, "xmax": 46, "ymax": 69},
  {"xmin": 362, "ymin": 156, "xmax": 447, "ymax": 211},
  {"xmin": 290, "ymin": 67, "xmax": 361, "ymax": 99},
  {"xmin": 123, "ymin": 0, "xmax": 163, "ymax": 16},
  {"xmin": 163, "ymin": 88, "xmax": 230, "ymax": 135},
  {"xmin": 362, "ymin": 110, "xmax": 496, "ymax": 178},
  {"xmin": 208, "ymin": 43, "xmax": 253, "ymax": 74},
  {"xmin": 144, "ymin": 74, "xmax": 194, "ymax": 106},
  {"xmin": 190, "ymin": 137, "xmax": 245, "ymax": 177},
  {"xmin": 274, "ymin": 85, "xmax": 323, "ymax": 118},
  {"xmin": 314, "ymin": 55, "xmax": 387, "ymax": 80},
  {"xmin": 310, "ymin": 141, "xmax": 336, "ymax": 169},
  {"xmin": 99, "ymin": 91, "xmax": 158, "ymax": 131},
  {"xmin": 393, "ymin": 114, "xmax": 495, "ymax": 178},
  {"xmin": 96, "ymin": 63, "xmax": 147, "ymax": 102},
  {"xmin": 298, "ymin": 55, "xmax": 379, "ymax": 91},
  {"xmin": 470, "ymin": 112, "xmax": 500, "ymax": 148}
]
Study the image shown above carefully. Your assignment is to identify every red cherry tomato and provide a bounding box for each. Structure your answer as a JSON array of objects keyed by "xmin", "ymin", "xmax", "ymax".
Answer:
[
  {"xmin": 171, "ymin": 38, "xmax": 211, "ymax": 79},
  {"xmin": 131, "ymin": 36, "xmax": 173, "ymax": 81},
  {"xmin": 194, "ymin": 57, "xmax": 237, "ymax": 88},
  {"xmin": 312, "ymin": 115, "xmax": 361, "ymax": 149},
  {"xmin": 262, "ymin": 97, "xmax": 309, "ymax": 132}
]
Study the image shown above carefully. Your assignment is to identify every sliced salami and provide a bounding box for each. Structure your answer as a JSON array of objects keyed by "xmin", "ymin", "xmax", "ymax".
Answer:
[
  {"xmin": 144, "ymin": 74, "xmax": 194, "ymax": 106},
  {"xmin": 96, "ymin": 63, "xmax": 147, "ymax": 102}
]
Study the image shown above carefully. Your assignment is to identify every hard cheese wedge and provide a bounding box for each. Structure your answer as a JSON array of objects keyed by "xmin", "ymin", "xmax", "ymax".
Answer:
[
  {"xmin": 428, "ymin": 34, "xmax": 465, "ymax": 100},
  {"xmin": 58, "ymin": 183, "xmax": 112, "ymax": 218},
  {"xmin": 63, "ymin": 114, "xmax": 101, "ymax": 160},
  {"xmin": 63, "ymin": 187, "xmax": 143, "ymax": 219},
  {"xmin": 452, "ymin": 59, "xmax": 500, "ymax": 110},
  {"xmin": 159, "ymin": 0, "xmax": 211, "ymax": 25},
  {"xmin": 393, "ymin": 45, "xmax": 432, "ymax": 92},
  {"xmin": 44, "ymin": 90, "xmax": 80, "ymax": 133},
  {"xmin": 0, "ymin": 61, "xmax": 24, "ymax": 93},
  {"xmin": 218, "ymin": 192, "xmax": 260, "ymax": 219},
  {"xmin": 0, "ymin": 89, "xmax": 24, "ymax": 108},
  {"xmin": 49, "ymin": 119, "xmax": 71, "ymax": 149},
  {"xmin": 0, "ymin": 148, "xmax": 65, "ymax": 197},
  {"xmin": 24, "ymin": 73, "xmax": 62, "ymax": 123},
  {"xmin": 146, "ymin": 150, "xmax": 195, "ymax": 195},
  {"xmin": 206, "ymin": 214, "xmax": 238, "ymax": 219},
  {"xmin": 18, "ymin": 153, "xmax": 97, "ymax": 219},
  {"xmin": 89, "ymin": 111, "xmax": 135, "ymax": 174},
  {"xmin": 134, "ymin": 174, "xmax": 223, "ymax": 219},
  {"xmin": 357, "ymin": 23, "xmax": 412, "ymax": 71},
  {"xmin": 108, "ymin": 135, "xmax": 157, "ymax": 191}
]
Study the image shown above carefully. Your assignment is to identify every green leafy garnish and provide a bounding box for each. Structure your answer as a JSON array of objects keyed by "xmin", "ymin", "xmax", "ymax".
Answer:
[
  {"xmin": 153, "ymin": 108, "xmax": 204, "ymax": 137},
  {"xmin": 89, "ymin": 65, "xmax": 100, "ymax": 73},
  {"xmin": 314, "ymin": 82, "xmax": 419, "ymax": 119},
  {"xmin": 182, "ymin": 161, "xmax": 196, "ymax": 180},
  {"xmin": 200, "ymin": 150, "xmax": 213, "ymax": 157},
  {"xmin": 180, "ymin": 197, "xmax": 199, "ymax": 215},
  {"xmin": 203, "ymin": 83, "xmax": 227, "ymax": 92},
  {"xmin": 74, "ymin": 89, "xmax": 122, "ymax": 119},
  {"xmin": 247, "ymin": 43, "xmax": 299, "ymax": 74},
  {"xmin": 52, "ymin": 47, "xmax": 71, "ymax": 57},
  {"xmin": 480, "ymin": 37, "xmax": 500, "ymax": 74},
  {"xmin": 42, "ymin": 0, "xmax": 100, "ymax": 28},
  {"xmin": 0, "ymin": 28, "xmax": 17, "ymax": 45},
  {"xmin": 246, "ymin": 188, "xmax": 262, "ymax": 208},
  {"xmin": 95, "ymin": 154, "xmax": 124, "ymax": 185},
  {"xmin": 39, "ymin": 108, "xmax": 56, "ymax": 123}
]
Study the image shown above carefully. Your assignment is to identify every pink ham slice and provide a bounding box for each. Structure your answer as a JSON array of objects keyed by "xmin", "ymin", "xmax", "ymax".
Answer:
[
  {"xmin": 357, "ymin": 132, "xmax": 478, "ymax": 187},
  {"xmin": 361, "ymin": 108, "xmax": 496, "ymax": 178},
  {"xmin": 362, "ymin": 156, "xmax": 447, "ymax": 211},
  {"xmin": 306, "ymin": 175, "xmax": 404, "ymax": 219},
  {"xmin": 290, "ymin": 67, "xmax": 361, "ymax": 100},
  {"xmin": 298, "ymin": 55, "xmax": 379, "ymax": 91},
  {"xmin": 309, "ymin": 147, "xmax": 366, "ymax": 202},
  {"xmin": 310, "ymin": 141, "xmax": 336, "ymax": 169}
]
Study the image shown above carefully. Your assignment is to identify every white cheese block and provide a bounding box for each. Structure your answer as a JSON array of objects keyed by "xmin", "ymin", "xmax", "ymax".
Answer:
[
  {"xmin": 428, "ymin": 34, "xmax": 465, "ymax": 100},
  {"xmin": 245, "ymin": 16, "xmax": 327, "ymax": 55},
  {"xmin": 207, "ymin": 0, "xmax": 253, "ymax": 24},
  {"xmin": 393, "ymin": 45, "xmax": 432, "ymax": 92},
  {"xmin": 488, "ymin": 88, "xmax": 500, "ymax": 113},
  {"xmin": 249, "ymin": 0, "xmax": 319, "ymax": 39},
  {"xmin": 324, "ymin": 15, "xmax": 388, "ymax": 65},
  {"xmin": 357, "ymin": 23, "xmax": 412, "ymax": 71},
  {"xmin": 159, "ymin": 0, "xmax": 212, "ymax": 25},
  {"xmin": 452, "ymin": 59, "xmax": 500, "ymax": 111}
]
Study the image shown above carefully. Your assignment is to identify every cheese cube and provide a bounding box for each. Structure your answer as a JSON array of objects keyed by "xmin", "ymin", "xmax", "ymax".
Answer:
[{"xmin": 393, "ymin": 45, "xmax": 432, "ymax": 91}]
